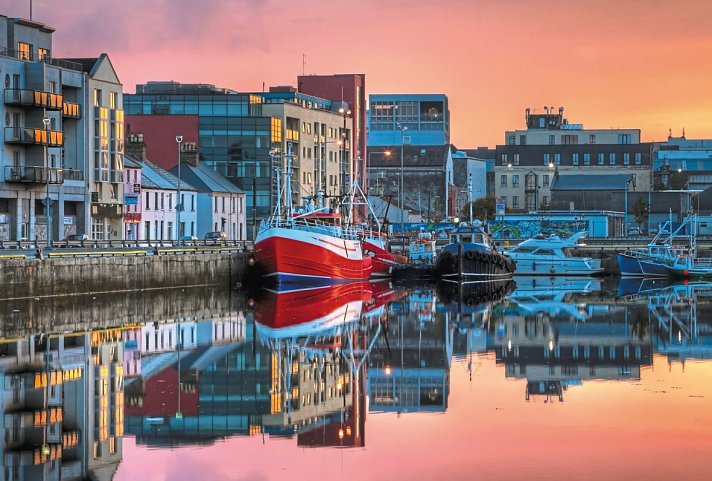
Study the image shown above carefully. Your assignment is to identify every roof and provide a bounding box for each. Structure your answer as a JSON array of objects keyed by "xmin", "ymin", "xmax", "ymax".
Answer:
[
  {"xmin": 60, "ymin": 57, "xmax": 99, "ymax": 74},
  {"xmin": 125, "ymin": 154, "xmax": 196, "ymax": 191},
  {"xmin": 366, "ymin": 144, "xmax": 453, "ymax": 168},
  {"xmin": 550, "ymin": 174, "xmax": 634, "ymax": 191},
  {"xmin": 170, "ymin": 163, "xmax": 243, "ymax": 194},
  {"xmin": 123, "ymin": 157, "xmax": 142, "ymax": 169}
]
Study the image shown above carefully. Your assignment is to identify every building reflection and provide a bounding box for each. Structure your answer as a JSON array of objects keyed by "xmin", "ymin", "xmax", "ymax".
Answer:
[
  {"xmin": 0, "ymin": 329, "xmax": 124, "ymax": 480},
  {"xmin": 493, "ymin": 277, "xmax": 654, "ymax": 402}
]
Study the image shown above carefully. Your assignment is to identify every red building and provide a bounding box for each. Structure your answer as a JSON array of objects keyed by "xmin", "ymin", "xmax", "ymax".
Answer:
[
  {"xmin": 297, "ymin": 74, "xmax": 367, "ymax": 190},
  {"xmin": 125, "ymin": 115, "xmax": 200, "ymax": 170}
]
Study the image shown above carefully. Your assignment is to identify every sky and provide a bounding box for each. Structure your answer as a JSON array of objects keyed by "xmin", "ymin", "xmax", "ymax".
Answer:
[{"xmin": 3, "ymin": 0, "xmax": 712, "ymax": 147}]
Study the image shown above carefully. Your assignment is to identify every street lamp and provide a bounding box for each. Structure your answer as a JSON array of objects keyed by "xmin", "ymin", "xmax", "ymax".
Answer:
[
  {"xmin": 396, "ymin": 123, "xmax": 407, "ymax": 232},
  {"xmin": 368, "ymin": 151, "xmax": 391, "ymax": 196},
  {"xmin": 175, "ymin": 135, "xmax": 183, "ymax": 240},
  {"xmin": 43, "ymin": 117, "xmax": 51, "ymax": 245},
  {"xmin": 624, "ymin": 175, "xmax": 635, "ymax": 235}
]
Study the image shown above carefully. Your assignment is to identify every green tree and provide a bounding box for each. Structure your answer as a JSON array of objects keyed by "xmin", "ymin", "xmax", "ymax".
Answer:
[
  {"xmin": 669, "ymin": 171, "xmax": 689, "ymax": 190},
  {"xmin": 461, "ymin": 195, "xmax": 496, "ymax": 222},
  {"xmin": 632, "ymin": 197, "xmax": 649, "ymax": 229}
]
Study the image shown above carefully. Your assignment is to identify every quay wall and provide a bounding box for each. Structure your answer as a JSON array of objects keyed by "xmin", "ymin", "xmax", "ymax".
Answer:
[{"xmin": 0, "ymin": 252, "xmax": 249, "ymax": 298}]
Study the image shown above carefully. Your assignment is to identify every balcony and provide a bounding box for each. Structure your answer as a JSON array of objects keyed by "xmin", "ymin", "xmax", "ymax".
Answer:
[
  {"xmin": 4, "ymin": 127, "xmax": 63, "ymax": 146},
  {"xmin": 62, "ymin": 101, "xmax": 82, "ymax": 119},
  {"xmin": 4, "ymin": 89, "xmax": 63, "ymax": 110},
  {"xmin": 4, "ymin": 166, "xmax": 64, "ymax": 184}
]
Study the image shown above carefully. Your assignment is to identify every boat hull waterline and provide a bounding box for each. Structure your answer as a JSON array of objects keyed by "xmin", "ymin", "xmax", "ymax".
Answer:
[{"xmin": 255, "ymin": 226, "xmax": 373, "ymax": 285}]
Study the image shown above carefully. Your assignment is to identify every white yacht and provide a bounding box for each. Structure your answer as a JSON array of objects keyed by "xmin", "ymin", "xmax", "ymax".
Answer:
[{"xmin": 506, "ymin": 232, "xmax": 603, "ymax": 276}]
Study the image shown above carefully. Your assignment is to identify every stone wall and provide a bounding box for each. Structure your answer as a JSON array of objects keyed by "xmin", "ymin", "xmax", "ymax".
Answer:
[{"xmin": 0, "ymin": 252, "xmax": 248, "ymax": 298}]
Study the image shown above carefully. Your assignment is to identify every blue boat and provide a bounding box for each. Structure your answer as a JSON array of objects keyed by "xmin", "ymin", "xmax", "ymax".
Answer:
[
  {"xmin": 435, "ymin": 221, "xmax": 515, "ymax": 281},
  {"xmin": 617, "ymin": 214, "xmax": 709, "ymax": 278}
]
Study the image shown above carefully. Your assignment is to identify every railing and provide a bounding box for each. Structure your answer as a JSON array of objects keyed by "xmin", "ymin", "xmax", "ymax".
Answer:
[
  {"xmin": 4, "ymin": 127, "xmax": 64, "ymax": 146},
  {"xmin": 0, "ymin": 49, "xmax": 83, "ymax": 71},
  {"xmin": 62, "ymin": 101, "xmax": 82, "ymax": 119},
  {"xmin": 0, "ymin": 238, "xmax": 254, "ymax": 258},
  {"xmin": 4, "ymin": 166, "xmax": 63, "ymax": 184},
  {"xmin": 4, "ymin": 89, "xmax": 63, "ymax": 109},
  {"xmin": 62, "ymin": 169, "xmax": 84, "ymax": 181}
]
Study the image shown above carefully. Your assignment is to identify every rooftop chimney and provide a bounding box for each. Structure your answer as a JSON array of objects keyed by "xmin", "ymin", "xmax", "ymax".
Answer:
[
  {"xmin": 125, "ymin": 133, "xmax": 147, "ymax": 161},
  {"xmin": 181, "ymin": 142, "xmax": 200, "ymax": 168}
]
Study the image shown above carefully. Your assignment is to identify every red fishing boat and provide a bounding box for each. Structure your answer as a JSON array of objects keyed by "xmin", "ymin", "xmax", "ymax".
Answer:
[{"xmin": 254, "ymin": 150, "xmax": 372, "ymax": 286}]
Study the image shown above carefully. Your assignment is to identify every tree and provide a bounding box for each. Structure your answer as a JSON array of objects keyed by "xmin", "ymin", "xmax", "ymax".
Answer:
[
  {"xmin": 632, "ymin": 197, "xmax": 649, "ymax": 230},
  {"xmin": 461, "ymin": 195, "xmax": 496, "ymax": 222},
  {"xmin": 669, "ymin": 171, "xmax": 689, "ymax": 190}
]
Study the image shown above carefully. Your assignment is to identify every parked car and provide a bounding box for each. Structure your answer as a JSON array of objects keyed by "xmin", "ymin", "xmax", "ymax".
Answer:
[
  {"xmin": 67, "ymin": 234, "xmax": 89, "ymax": 241},
  {"xmin": 204, "ymin": 231, "xmax": 227, "ymax": 241}
]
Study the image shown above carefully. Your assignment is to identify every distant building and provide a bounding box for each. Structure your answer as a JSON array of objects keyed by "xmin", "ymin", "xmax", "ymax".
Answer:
[
  {"xmin": 125, "ymin": 133, "xmax": 198, "ymax": 240},
  {"xmin": 122, "ymin": 157, "xmax": 142, "ymax": 240},
  {"xmin": 297, "ymin": 74, "xmax": 367, "ymax": 191},
  {"xmin": 170, "ymin": 143, "xmax": 245, "ymax": 240},
  {"xmin": 124, "ymin": 82, "xmax": 276, "ymax": 223},
  {"xmin": 654, "ymin": 134, "xmax": 712, "ymax": 191},
  {"xmin": 367, "ymin": 94, "xmax": 450, "ymax": 147},
  {"xmin": 495, "ymin": 107, "xmax": 653, "ymax": 213},
  {"xmin": 367, "ymin": 144, "xmax": 454, "ymax": 226}
]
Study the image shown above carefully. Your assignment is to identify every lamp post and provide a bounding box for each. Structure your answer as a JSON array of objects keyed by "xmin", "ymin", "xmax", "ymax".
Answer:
[
  {"xmin": 175, "ymin": 135, "xmax": 183, "ymax": 240},
  {"xmin": 368, "ymin": 151, "xmax": 391, "ymax": 196},
  {"xmin": 396, "ymin": 123, "xmax": 407, "ymax": 232},
  {"xmin": 43, "ymin": 117, "xmax": 51, "ymax": 245},
  {"xmin": 624, "ymin": 176, "xmax": 634, "ymax": 235}
]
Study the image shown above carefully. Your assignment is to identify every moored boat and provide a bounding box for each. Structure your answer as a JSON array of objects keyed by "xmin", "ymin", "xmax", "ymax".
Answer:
[
  {"xmin": 254, "ymin": 150, "xmax": 372, "ymax": 286},
  {"xmin": 506, "ymin": 232, "xmax": 603, "ymax": 276},
  {"xmin": 435, "ymin": 221, "xmax": 515, "ymax": 281}
]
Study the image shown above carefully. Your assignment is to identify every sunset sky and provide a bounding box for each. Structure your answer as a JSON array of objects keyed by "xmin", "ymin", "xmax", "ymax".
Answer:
[{"xmin": 4, "ymin": 0, "xmax": 712, "ymax": 147}]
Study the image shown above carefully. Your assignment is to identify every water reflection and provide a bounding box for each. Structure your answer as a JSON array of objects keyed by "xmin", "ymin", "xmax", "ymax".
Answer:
[{"xmin": 1, "ymin": 276, "xmax": 711, "ymax": 479}]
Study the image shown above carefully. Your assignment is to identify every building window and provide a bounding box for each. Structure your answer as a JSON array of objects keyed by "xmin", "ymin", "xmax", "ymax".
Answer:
[
  {"xmin": 543, "ymin": 174, "xmax": 550, "ymax": 186},
  {"xmin": 520, "ymin": 135, "xmax": 526, "ymax": 145},
  {"xmin": 38, "ymin": 48, "xmax": 50, "ymax": 61},
  {"xmin": 94, "ymin": 89, "xmax": 102, "ymax": 107},
  {"xmin": 598, "ymin": 153, "xmax": 605, "ymax": 165},
  {"xmin": 572, "ymin": 153, "xmax": 579, "ymax": 165},
  {"xmin": 609, "ymin": 153, "xmax": 616, "ymax": 165},
  {"xmin": 623, "ymin": 153, "xmax": 630, "ymax": 165},
  {"xmin": 507, "ymin": 135, "xmax": 515, "ymax": 145},
  {"xmin": 512, "ymin": 196, "xmax": 519, "ymax": 208},
  {"xmin": 619, "ymin": 133, "xmax": 631, "ymax": 144},
  {"xmin": 145, "ymin": 192, "xmax": 150, "ymax": 209},
  {"xmin": 554, "ymin": 153, "xmax": 561, "ymax": 165},
  {"xmin": 584, "ymin": 153, "xmax": 591, "ymax": 165},
  {"xmin": 18, "ymin": 42, "xmax": 31, "ymax": 60},
  {"xmin": 549, "ymin": 135, "xmax": 555, "ymax": 145},
  {"xmin": 513, "ymin": 153, "xmax": 520, "ymax": 165},
  {"xmin": 563, "ymin": 134, "xmax": 578, "ymax": 145},
  {"xmin": 589, "ymin": 134, "xmax": 596, "ymax": 144},
  {"xmin": 500, "ymin": 175, "xmax": 507, "ymax": 186},
  {"xmin": 512, "ymin": 175, "xmax": 519, "ymax": 186},
  {"xmin": 543, "ymin": 153, "xmax": 550, "ymax": 165},
  {"xmin": 635, "ymin": 152, "xmax": 642, "ymax": 165},
  {"xmin": 500, "ymin": 153, "xmax": 508, "ymax": 165},
  {"xmin": 539, "ymin": 118, "xmax": 545, "ymax": 128},
  {"xmin": 110, "ymin": 92, "xmax": 118, "ymax": 109},
  {"xmin": 542, "ymin": 195, "xmax": 549, "ymax": 205}
]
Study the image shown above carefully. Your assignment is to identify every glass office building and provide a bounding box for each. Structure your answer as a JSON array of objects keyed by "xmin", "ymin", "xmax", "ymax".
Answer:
[{"xmin": 124, "ymin": 82, "xmax": 282, "ymax": 219}]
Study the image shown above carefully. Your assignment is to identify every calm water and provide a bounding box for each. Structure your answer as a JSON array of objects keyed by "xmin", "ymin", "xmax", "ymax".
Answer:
[{"xmin": 2, "ymin": 276, "xmax": 711, "ymax": 481}]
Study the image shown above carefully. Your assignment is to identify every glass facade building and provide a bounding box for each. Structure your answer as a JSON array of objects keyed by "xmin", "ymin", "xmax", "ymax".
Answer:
[{"xmin": 124, "ymin": 83, "xmax": 281, "ymax": 218}]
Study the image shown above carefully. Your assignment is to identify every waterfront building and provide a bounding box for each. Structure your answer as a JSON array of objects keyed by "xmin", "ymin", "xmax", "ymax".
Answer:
[
  {"xmin": 495, "ymin": 107, "xmax": 653, "ymax": 213},
  {"xmin": 455, "ymin": 147, "xmax": 496, "ymax": 195},
  {"xmin": 367, "ymin": 93, "xmax": 450, "ymax": 147},
  {"xmin": 125, "ymin": 133, "xmax": 198, "ymax": 240},
  {"xmin": 257, "ymin": 85, "xmax": 352, "ymax": 206},
  {"xmin": 367, "ymin": 144, "xmax": 454, "ymax": 227},
  {"xmin": 170, "ymin": 142, "xmax": 245, "ymax": 240},
  {"xmin": 122, "ymin": 157, "xmax": 141, "ymax": 240},
  {"xmin": 654, "ymin": 134, "xmax": 712, "ymax": 191},
  {"xmin": 66, "ymin": 55, "xmax": 125, "ymax": 240},
  {"xmin": 297, "ymin": 74, "xmax": 367, "ymax": 192},
  {"xmin": 0, "ymin": 16, "xmax": 88, "ymax": 241},
  {"xmin": 452, "ymin": 149, "xmax": 487, "ymax": 217},
  {"xmin": 124, "ymin": 81, "xmax": 278, "ymax": 225}
]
